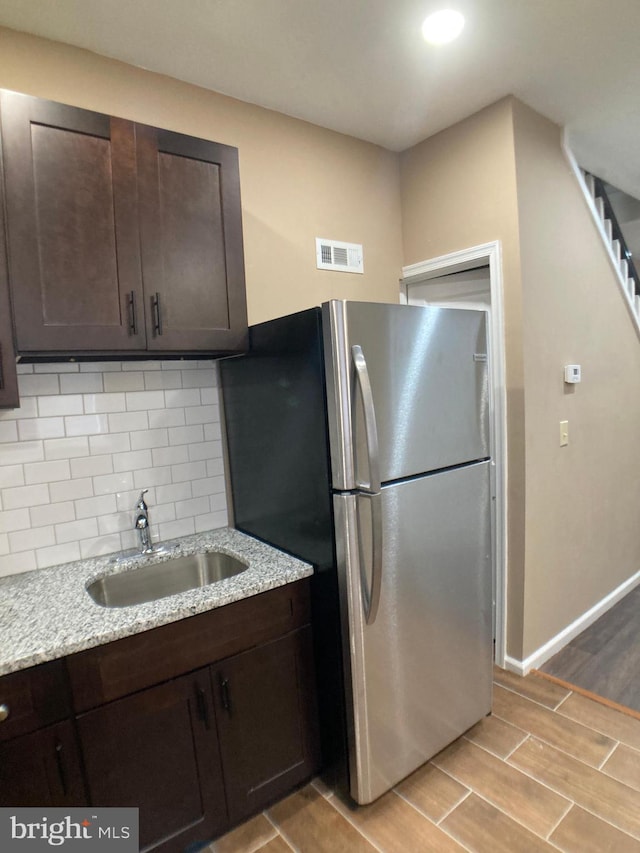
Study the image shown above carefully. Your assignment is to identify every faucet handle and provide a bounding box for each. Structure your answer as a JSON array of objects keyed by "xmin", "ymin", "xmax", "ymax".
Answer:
[{"xmin": 136, "ymin": 489, "xmax": 149, "ymax": 510}]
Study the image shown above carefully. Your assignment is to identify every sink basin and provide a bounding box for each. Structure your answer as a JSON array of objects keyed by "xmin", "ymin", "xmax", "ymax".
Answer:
[{"xmin": 87, "ymin": 551, "xmax": 248, "ymax": 608}]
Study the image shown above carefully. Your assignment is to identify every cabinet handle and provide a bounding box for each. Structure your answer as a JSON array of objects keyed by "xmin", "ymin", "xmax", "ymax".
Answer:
[
  {"xmin": 0, "ymin": 703, "xmax": 9, "ymax": 722},
  {"xmin": 127, "ymin": 291, "xmax": 138, "ymax": 336},
  {"xmin": 152, "ymin": 292, "xmax": 163, "ymax": 336},
  {"xmin": 195, "ymin": 685, "xmax": 211, "ymax": 730},
  {"xmin": 54, "ymin": 739, "xmax": 68, "ymax": 796},
  {"xmin": 220, "ymin": 676, "xmax": 231, "ymax": 714}
]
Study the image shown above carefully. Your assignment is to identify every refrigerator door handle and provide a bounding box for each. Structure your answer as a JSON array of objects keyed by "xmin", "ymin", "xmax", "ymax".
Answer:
[
  {"xmin": 351, "ymin": 344, "xmax": 381, "ymax": 493},
  {"xmin": 359, "ymin": 492, "xmax": 383, "ymax": 626}
]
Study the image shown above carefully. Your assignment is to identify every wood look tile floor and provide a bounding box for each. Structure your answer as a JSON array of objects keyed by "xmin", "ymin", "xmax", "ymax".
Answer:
[{"xmin": 206, "ymin": 668, "xmax": 640, "ymax": 852}]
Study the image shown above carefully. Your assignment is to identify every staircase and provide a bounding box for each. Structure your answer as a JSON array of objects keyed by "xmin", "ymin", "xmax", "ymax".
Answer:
[{"xmin": 583, "ymin": 171, "xmax": 640, "ymax": 324}]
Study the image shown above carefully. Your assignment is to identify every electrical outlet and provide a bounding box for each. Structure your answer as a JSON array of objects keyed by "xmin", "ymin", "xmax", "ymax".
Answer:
[{"xmin": 560, "ymin": 420, "xmax": 569, "ymax": 446}]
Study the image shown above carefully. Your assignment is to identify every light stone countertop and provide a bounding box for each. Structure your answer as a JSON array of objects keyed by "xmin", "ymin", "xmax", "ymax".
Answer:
[{"xmin": 0, "ymin": 528, "xmax": 313, "ymax": 677}]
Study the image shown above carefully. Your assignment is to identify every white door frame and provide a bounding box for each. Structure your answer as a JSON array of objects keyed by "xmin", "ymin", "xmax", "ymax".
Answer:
[{"xmin": 401, "ymin": 240, "xmax": 507, "ymax": 668}]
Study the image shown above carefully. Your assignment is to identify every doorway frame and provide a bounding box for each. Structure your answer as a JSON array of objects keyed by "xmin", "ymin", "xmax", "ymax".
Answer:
[{"xmin": 401, "ymin": 240, "xmax": 507, "ymax": 668}]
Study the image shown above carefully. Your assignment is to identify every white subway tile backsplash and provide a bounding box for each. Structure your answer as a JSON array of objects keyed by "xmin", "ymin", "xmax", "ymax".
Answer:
[
  {"xmin": 60, "ymin": 373, "xmax": 104, "ymax": 394},
  {"xmin": 175, "ymin": 496, "xmax": 210, "ymax": 520},
  {"xmin": 200, "ymin": 388, "xmax": 218, "ymax": 406},
  {"xmin": 89, "ymin": 433, "xmax": 131, "ymax": 456},
  {"xmin": 24, "ymin": 460, "xmax": 71, "ymax": 486},
  {"xmin": 0, "ymin": 421, "xmax": 18, "ymax": 442},
  {"xmin": 159, "ymin": 518, "xmax": 195, "ymax": 540},
  {"xmin": 83, "ymin": 393, "xmax": 126, "ymax": 414},
  {"xmin": 2, "ymin": 550, "xmax": 37, "ymax": 574},
  {"xmin": 192, "ymin": 476, "xmax": 225, "ymax": 498},
  {"xmin": 125, "ymin": 390, "xmax": 165, "ymax": 412},
  {"xmin": 0, "ymin": 440, "xmax": 44, "ymax": 465},
  {"xmin": 18, "ymin": 374, "xmax": 60, "ymax": 397},
  {"xmin": 16, "ymin": 364, "xmax": 34, "ymax": 374},
  {"xmin": 113, "ymin": 450, "xmax": 152, "ymax": 474},
  {"xmin": 130, "ymin": 429, "xmax": 169, "ymax": 451},
  {"xmin": 155, "ymin": 482, "xmax": 192, "ymax": 505},
  {"xmin": 38, "ymin": 395, "xmax": 84, "ymax": 417},
  {"xmin": 75, "ymin": 494, "xmax": 117, "ymax": 520},
  {"xmin": 188, "ymin": 441, "xmax": 221, "ymax": 462},
  {"xmin": 70, "ymin": 455, "xmax": 113, "ymax": 479},
  {"xmin": 148, "ymin": 408, "xmax": 185, "ymax": 429},
  {"xmin": 133, "ymin": 466, "xmax": 172, "ymax": 489},
  {"xmin": 207, "ymin": 458, "xmax": 225, "ymax": 478},
  {"xmin": 18, "ymin": 417, "xmax": 65, "ymax": 441},
  {"xmin": 34, "ymin": 362, "xmax": 78, "ymax": 373},
  {"xmin": 104, "ymin": 371, "xmax": 145, "ymax": 393},
  {"xmin": 9, "ymin": 525, "xmax": 55, "ymax": 553},
  {"xmin": 171, "ymin": 461, "xmax": 207, "ymax": 483},
  {"xmin": 0, "ymin": 397, "xmax": 38, "ymax": 420},
  {"xmin": 44, "ymin": 436, "xmax": 90, "ymax": 461},
  {"xmin": 168, "ymin": 425, "xmax": 203, "ymax": 446},
  {"xmin": 0, "ymin": 508, "xmax": 31, "ymax": 533},
  {"xmin": 1, "ymin": 465, "xmax": 25, "ymax": 489},
  {"xmin": 80, "ymin": 534, "xmax": 122, "ymax": 560},
  {"xmin": 144, "ymin": 371, "xmax": 183, "ymax": 391},
  {"xmin": 30, "ymin": 502, "xmax": 75, "ymax": 528},
  {"xmin": 152, "ymin": 445, "xmax": 189, "ymax": 467},
  {"xmin": 185, "ymin": 405, "xmax": 218, "ymax": 425},
  {"xmin": 64, "ymin": 414, "xmax": 109, "ymax": 437},
  {"xmin": 56, "ymin": 518, "xmax": 99, "ymax": 545},
  {"xmin": 50, "ymin": 478, "xmax": 93, "ymax": 504},
  {"xmin": 3, "ymin": 483, "xmax": 50, "ymax": 511},
  {"xmin": 108, "ymin": 411, "xmax": 149, "ymax": 433},
  {"xmin": 93, "ymin": 471, "xmax": 134, "ymax": 496},
  {"xmin": 123, "ymin": 361, "xmax": 161, "ymax": 372},
  {"xmin": 164, "ymin": 389, "xmax": 201, "ymax": 409},
  {"xmin": 0, "ymin": 359, "xmax": 229, "ymax": 579},
  {"xmin": 79, "ymin": 362, "xmax": 122, "ymax": 373},
  {"xmin": 36, "ymin": 541, "xmax": 80, "ymax": 569}
]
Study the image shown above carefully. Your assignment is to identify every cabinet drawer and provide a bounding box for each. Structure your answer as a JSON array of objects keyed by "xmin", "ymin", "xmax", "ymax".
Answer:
[
  {"xmin": 67, "ymin": 579, "xmax": 311, "ymax": 712},
  {"xmin": 0, "ymin": 659, "xmax": 72, "ymax": 743}
]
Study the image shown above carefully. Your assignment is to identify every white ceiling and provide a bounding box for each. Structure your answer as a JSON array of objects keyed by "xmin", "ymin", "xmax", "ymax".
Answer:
[{"xmin": 0, "ymin": 0, "xmax": 639, "ymax": 197}]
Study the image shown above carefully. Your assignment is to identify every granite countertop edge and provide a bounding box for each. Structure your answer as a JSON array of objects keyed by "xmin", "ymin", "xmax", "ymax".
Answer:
[{"xmin": 0, "ymin": 528, "xmax": 313, "ymax": 677}]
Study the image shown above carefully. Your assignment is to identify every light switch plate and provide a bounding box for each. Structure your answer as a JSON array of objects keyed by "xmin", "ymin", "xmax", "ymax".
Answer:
[{"xmin": 560, "ymin": 420, "xmax": 569, "ymax": 446}]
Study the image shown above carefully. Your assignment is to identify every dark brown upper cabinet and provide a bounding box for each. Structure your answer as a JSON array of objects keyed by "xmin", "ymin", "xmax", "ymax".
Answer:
[
  {"xmin": 136, "ymin": 124, "xmax": 247, "ymax": 353},
  {"xmin": 0, "ymin": 90, "xmax": 248, "ymax": 358},
  {"xmin": 0, "ymin": 195, "xmax": 18, "ymax": 407}
]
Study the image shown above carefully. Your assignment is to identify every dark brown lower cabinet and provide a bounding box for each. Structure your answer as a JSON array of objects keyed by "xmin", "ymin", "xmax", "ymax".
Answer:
[
  {"xmin": 214, "ymin": 627, "xmax": 320, "ymax": 825},
  {"xmin": 0, "ymin": 720, "xmax": 86, "ymax": 807},
  {"xmin": 77, "ymin": 669, "xmax": 227, "ymax": 853}
]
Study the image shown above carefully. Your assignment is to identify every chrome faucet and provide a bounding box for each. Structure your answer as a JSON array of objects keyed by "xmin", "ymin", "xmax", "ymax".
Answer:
[{"xmin": 134, "ymin": 489, "xmax": 154, "ymax": 554}]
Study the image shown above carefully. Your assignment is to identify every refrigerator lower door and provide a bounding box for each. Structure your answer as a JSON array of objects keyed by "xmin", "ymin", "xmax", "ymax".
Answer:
[{"xmin": 334, "ymin": 461, "xmax": 492, "ymax": 805}]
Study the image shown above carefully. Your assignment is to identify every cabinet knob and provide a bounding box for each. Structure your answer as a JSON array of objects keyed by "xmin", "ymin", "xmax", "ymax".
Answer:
[{"xmin": 0, "ymin": 703, "xmax": 9, "ymax": 722}]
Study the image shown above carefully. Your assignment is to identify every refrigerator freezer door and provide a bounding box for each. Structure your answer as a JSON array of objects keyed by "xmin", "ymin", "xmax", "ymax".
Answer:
[
  {"xmin": 323, "ymin": 301, "xmax": 490, "ymax": 489},
  {"xmin": 334, "ymin": 461, "xmax": 492, "ymax": 804}
]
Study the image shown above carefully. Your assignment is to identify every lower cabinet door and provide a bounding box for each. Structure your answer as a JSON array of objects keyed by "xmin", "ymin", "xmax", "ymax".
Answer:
[
  {"xmin": 0, "ymin": 720, "xmax": 86, "ymax": 807},
  {"xmin": 77, "ymin": 669, "xmax": 227, "ymax": 853},
  {"xmin": 212, "ymin": 627, "xmax": 320, "ymax": 825}
]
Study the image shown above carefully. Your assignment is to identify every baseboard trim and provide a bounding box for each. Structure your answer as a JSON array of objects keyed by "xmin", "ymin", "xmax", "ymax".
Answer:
[{"xmin": 503, "ymin": 567, "xmax": 640, "ymax": 675}]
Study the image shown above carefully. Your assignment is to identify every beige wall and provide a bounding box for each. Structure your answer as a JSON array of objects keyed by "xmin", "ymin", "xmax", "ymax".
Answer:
[
  {"xmin": 400, "ymin": 98, "xmax": 528, "ymax": 658},
  {"xmin": 401, "ymin": 96, "xmax": 640, "ymax": 663},
  {"xmin": 512, "ymin": 100, "xmax": 640, "ymax": 658},
  {"xmin": 0, "ymin": 27, "xmax": 402, "ymax": 323}
]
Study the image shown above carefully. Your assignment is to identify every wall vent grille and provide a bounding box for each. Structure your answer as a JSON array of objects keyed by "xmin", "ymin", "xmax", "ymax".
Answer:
[{"xmin": 315, "ymin": 238, "xmax": 364, "ymax": 274}]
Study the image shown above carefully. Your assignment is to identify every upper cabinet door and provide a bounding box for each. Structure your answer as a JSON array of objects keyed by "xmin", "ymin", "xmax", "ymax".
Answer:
[
  {"xmin": 136, "ymin": 124, "xmax": 248, "ymax": 352},
  {"xmin": 0, "ymin": 91, "xmax": 146, "ymax": 352}
]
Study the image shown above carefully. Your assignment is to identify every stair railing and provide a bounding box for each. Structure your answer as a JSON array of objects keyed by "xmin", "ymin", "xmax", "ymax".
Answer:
[{"xmin": 588, "ymin": 173, "xmax": 640, "ymax": 297}]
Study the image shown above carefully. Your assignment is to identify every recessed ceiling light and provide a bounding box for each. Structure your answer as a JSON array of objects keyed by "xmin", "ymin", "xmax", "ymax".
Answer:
[{"xmin": 422, "ymin": 9, "xmax": 465, "ymax": 45}]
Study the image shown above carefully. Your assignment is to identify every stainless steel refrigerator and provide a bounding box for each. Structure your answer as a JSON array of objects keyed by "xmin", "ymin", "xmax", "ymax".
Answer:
[{"xmin": 220, "ymin": 300, "xmax": 493, "ymax": 805}]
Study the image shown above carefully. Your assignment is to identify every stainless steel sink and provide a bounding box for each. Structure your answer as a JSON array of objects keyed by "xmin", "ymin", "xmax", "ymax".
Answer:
[{"xmin": 87, "ymin": 551, "xmax": 248, "ymax": 608}]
